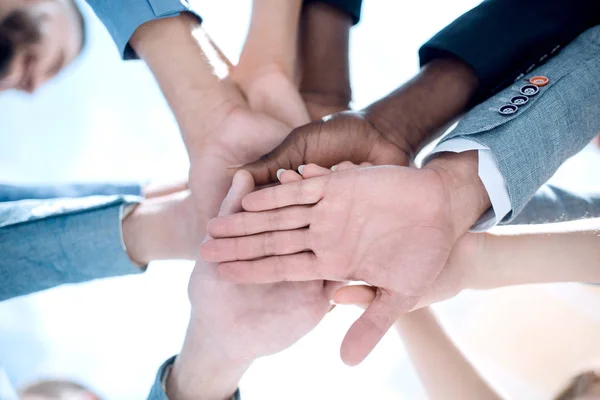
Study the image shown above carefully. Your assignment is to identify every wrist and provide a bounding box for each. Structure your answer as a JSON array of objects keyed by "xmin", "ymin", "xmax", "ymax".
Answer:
[
  {"xmin": 363, "ymin": 58, "xmax": 478, "ymax": 156},
  {"xmin": 122, "ymin": 192, "xmax": 196, "ymax": 264},
  {"xmin": 424, "ymin": 151, "xmax": 490, "ymax": 238},
  {"xmin": 130, "ymin": 12, "xmax": 199, "ymax": 55},
  {"xmin": 453, "ymin": 232, "xmax": 493, "ymax": 292},
  {"xmin": 167, "ymin": 322, "xmax": 251, "ymax": 400}
]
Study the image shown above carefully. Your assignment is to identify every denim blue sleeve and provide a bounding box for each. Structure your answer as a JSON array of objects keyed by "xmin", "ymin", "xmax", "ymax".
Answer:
[
  {"xmin": 0, "ymin": 195, "xmax": 142, "ymax": 302},
  {"xmin": 0, "ymin": 183, "xmax": 142, "ymax": 202},
  {"xmin": 85, "ymin": 0, "xmax": 202, "ymax": 59},
  {"xmin": 147, "ymin": 356, "xmax": 241, "ymax": 400}
]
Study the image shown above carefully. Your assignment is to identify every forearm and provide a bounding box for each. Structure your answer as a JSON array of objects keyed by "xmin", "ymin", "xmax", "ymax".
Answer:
[
  {"xmin": 239, "ymin": 0, "xmax": 303, "ymax": 79},
  {"xmin": 166, "ymin": 322, "xmax": 250, "ymax": 400},
  {"xmin": 470, "ymin": 230, "xmax": 600, "ymax": 290},
  {"xmin": 130, "ymin": 14, "xmax": 240, "ymax": 157},
  {"xmin": 364, "ymin": 58, "xmax": 478, "ymax": 157},
  {"xmin": 396, "ymin": 308, "xmax": 503, "ymax": 400},
  {"xmin": 299, "ymin": 3, "xmax": 352, "ymax": 107}
]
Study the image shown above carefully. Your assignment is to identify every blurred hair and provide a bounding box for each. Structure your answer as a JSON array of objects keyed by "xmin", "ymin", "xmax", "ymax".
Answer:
[
  {"xmin": 19, "ymin": 379, "xmax": 101, "ymax": 400},
  {"xmin": 0, "ymin": 10, "xmax": 41, "ymax": 78},
  {"xmin": 0, "ymin": 1, "xmax": 86, "ymax": 79},
  {"xmin": 554, "ymin": 370, "xmax": 600, "ymax": 400}
]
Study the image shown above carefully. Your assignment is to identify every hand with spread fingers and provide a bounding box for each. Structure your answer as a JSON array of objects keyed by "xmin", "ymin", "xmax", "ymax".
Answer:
[{"xmin": 201, "ymin": 151, "xmax": 491, "ymax": 366}]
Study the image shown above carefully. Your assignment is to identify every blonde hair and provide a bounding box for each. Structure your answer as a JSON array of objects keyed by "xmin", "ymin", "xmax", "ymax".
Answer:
[
  {"xmin": 19, "ymin": 379, "xmax": 101, "ymax": 400},
  {"xmin": 554, "ymin": 371, "xmax": 600, "ymax": 400}
]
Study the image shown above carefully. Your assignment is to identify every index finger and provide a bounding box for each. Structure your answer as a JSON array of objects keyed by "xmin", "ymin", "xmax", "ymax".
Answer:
[{"xmin": 241, "ymin": 176, "xmax": 327, "ymax": 212}]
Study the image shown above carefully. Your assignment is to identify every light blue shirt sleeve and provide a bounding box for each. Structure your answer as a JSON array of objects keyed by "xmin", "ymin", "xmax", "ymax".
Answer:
[
  {"xmin": 0, "ymin": 182, "xmax": 142, "ymax": 202},
  {"xmin": 0, "ymin": 194, "xmax": 143, "ymax": 301},
  {"xmin": 85, "ymin": 0, "xmax": 202, "ymax": 59}
]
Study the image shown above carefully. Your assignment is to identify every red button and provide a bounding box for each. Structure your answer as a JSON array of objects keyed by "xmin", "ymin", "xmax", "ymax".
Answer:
[{"xmin": 530, "ymin": 76, "xmax": 549, "ymax": 87}]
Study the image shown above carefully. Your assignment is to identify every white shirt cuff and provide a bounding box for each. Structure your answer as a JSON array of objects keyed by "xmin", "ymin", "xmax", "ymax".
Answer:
[{"xmin": 426, "ymin": 138, "xmax": 512, "ymax": 232}]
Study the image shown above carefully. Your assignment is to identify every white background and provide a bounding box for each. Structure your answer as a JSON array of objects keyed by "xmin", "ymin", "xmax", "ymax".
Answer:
[{"xmin": 1, "ymin": 1, "xmax": 600, "ymax": 399}]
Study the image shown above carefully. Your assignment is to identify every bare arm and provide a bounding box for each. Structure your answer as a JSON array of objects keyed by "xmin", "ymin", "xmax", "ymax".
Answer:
[
  {"xmin": 298, "ymin": 2, "xmax": 353, "ymax": 119},
  {"xmin": 467, "ymin": 229, "xmax": 600, "ymax": 290},
  {"xmin": 395, "ymin": 308, "xmax": 504, "ymax": 400},
  {"xmin": 234, "ymin": 0, "xmax": 310, "ymax": 127},
  {"xmin": 129, "ymin": 14, "xmax": 242, "ymax": 157},
  {"xmin": 128, "ymin": 14, "xmax": 293, "ymax": 246}
]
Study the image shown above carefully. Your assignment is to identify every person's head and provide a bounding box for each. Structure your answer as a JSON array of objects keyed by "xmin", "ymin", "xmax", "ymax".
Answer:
[
  {"xmin": 0, "ymin": 0, "xmax": 84, "ymax": 93},
  {"xmin": 554, "ymin": 370, "xmax": 600, "ymax": 400},
  {"xmin": 19, "ymin": 379, "xmax": 101, "ymax": 400}
]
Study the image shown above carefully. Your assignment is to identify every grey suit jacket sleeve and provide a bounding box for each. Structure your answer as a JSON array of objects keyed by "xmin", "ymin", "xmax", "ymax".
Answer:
[
  {"xmin": 437, "ymin": 26, "xmax": 600, "ymax": 222},
  {"xmin": 511, "ymin": 185, "xmax": 600, "ymax": 225}
]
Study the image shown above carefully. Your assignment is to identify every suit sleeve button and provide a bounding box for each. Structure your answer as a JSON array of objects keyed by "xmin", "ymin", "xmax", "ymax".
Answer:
[
  {"xmin": 520, "ymin": 84, "xmax": 540, "ymax": 96},
  {"xmin": 499, "ymin": 104, "xmax": 518, "ymax": 115},
  {"xmin": 510, "ymin": 95, "xmax": 529, "ymax": 106},
  {"xmin": 529, "ymin": 76, "xmax": 549, "ymax": 87}
]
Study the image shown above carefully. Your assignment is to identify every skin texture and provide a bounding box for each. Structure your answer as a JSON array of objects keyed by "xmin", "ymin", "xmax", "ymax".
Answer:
[
  {"xmin": 131, "ymin": 15, "xmax": 296, "ymax": 249},
  {"xmin": 269, "ymin": 163, "xmax": 600, "ymax": 400},
  {"xmin": 121, "ymin": 188, "xmax": 197, "ymax": 265},
  {"xmin": 127, "ymin": 13, "xmax": 351, "ymax": 398},
  {"xmin": 298, "ymin": 3, "xmax": 354, "ymax": 119},
  {"xmin": 241, "ymin": 58, "xmax": 479, "ymax": 185},
  {"xmin": 202, "ymin": 151, "xmax": 490, "ymax": 366},
  {"xmin": 233, "ymin": 0, "xmax": 310, "ymax": 127},
  {"xmin": 0, "ymin": 0, "xmax": 83, "ymax": 93},
  {"xmin": 167, "ymin": 171, "xmax": 340, "ymax": 400}
]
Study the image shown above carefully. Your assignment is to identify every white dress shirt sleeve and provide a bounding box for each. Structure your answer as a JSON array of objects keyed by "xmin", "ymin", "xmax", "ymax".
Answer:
[{"xmin": 426, "ymin": 138, "xmax": 512, "ymax": 232}]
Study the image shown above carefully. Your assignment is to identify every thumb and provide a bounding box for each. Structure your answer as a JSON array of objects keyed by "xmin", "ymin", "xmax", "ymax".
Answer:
[
  {"xmin": 218, "ymin": 170, "xmax": 255, "ymax": 217},
  {"xmin": 238, "ymin": 132, "xmax": 307, "ymax": 186},
  {"xmin": 333, "ymin": 285, "xmax": 377, "ymax": 309}
]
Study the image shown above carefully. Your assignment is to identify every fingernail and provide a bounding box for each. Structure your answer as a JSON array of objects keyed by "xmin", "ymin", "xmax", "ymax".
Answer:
[
  {"xmin": 331, "ymin": 165, "xmax": 338, "ymax": 172},
  {"xmin": 276, "ymin": 168, "xmax": 286, "ymax": 181},
  {"xmin": 298, "ymin": 165, "xmax": 306, "ymax": 174}
]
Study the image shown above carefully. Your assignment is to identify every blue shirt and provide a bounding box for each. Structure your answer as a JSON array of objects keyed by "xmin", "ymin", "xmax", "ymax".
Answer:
[
  {"xmin": 0, "ymin": 184, "xmax": 143, "ymax": 301},
  {"xmin": 85, "ymin": 0, "xmax": 201, "ymax": 59}
]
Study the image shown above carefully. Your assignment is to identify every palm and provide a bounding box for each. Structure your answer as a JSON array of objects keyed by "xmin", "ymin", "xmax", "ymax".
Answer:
[
  {"xmin": 188, "ymin": 170, "xmax": 336, "ymax": 363},
  {"xmin": 187, "ymin": 105, "xmax": 292, "ymax": 245},
  {"xmin": 263, "ymin": 167, "xmax": 454, "ymax": 304},
  {"xmin": 202, "ymin": 166, "xmax": 457, "ymax": 365},
  {"xmin": 189, "ymin": 269, "xmax": 333, "ymax": 361},
  {"xmin": 233, "ymin": 68, "xmax": 310, "ymax": 128}
]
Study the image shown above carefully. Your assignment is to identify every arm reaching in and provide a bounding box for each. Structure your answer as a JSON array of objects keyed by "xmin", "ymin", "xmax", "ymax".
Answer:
[
  {"xmin": 297, "ymin": 2, "xmax": 354, "ymax": 119},
  {"xmin": 339, "ymin": 295, "xmax": 505, "ymax": 400},
  {"xmin": 240, "ymin": 58, "xmax": 478, "ymax": 184},
  {"xmin": 233, "ymin": 0, "xmax": 310, "ymax": 127},
  {"xmin": 129, "ymin": 14, "xmax": 294, "ymax": 243}
]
